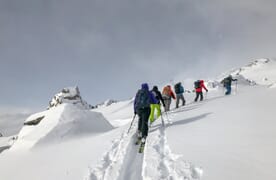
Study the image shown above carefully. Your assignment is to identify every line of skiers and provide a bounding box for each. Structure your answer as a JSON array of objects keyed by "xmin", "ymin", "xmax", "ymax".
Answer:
[
  {"xmin": 133, "ymin": 76, "xmax": 238, "ymax": 147},
  {"xmin": 133, "ymin": 80, "xmax": 209, "ymax": 146}
]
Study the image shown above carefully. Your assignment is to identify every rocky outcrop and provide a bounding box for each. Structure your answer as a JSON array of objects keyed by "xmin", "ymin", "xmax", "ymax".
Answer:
[
  {"xmin": 24, "ymin": 116, "xmax": 45, "ymax": 126},
  {"xmin": 48, "ymin": 86, "xmax": 93, "ymax": 109}
]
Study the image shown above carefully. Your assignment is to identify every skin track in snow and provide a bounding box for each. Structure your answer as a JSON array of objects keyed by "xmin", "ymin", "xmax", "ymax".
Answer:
[
  {"xmin": 86, "ymin": 120, "xmax": 145, "ymax": 180},
  {"xmin": 86, "ymin": 114, "xmax": 202, "ymax": 180}
]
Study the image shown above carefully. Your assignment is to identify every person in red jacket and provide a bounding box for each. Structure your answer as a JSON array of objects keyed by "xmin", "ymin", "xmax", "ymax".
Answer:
[
  {"xmin": 194, "ymin": 80, "xmax": 208, "ymax": 102},
  {"xmin": 162, "ymin": 85, "xmax": 176, "ymax": 111}
]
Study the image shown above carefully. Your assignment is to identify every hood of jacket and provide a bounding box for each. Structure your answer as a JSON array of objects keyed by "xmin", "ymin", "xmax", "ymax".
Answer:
[{"xmin": 141, "ymin": 83, "xmax": 149, "ymax": 91}]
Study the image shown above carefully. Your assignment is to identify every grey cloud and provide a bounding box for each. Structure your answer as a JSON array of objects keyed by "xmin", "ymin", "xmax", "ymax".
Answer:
[{"xmin": 0, "ymin": 0, "xmax": 275, "ymax": 108}]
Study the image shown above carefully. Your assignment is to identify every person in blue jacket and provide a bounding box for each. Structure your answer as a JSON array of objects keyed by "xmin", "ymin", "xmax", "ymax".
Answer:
[
  {"xmin": 174, "ymin": 82, "xmax": 186, "ymax": 108},
  {"xmin": 134, "ymin": 83, "xmax": 158, "ymax": 143}
]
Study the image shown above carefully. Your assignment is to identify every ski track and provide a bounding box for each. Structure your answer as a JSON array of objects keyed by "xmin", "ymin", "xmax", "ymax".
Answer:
[
  {"xmin": 144, "ymin": 114, "xmax": 203, "ymax": 180},
  {"xmin": 86, "ymin": 120, "xmax": 144, "ymax": 180},
  {"xmin": 86, "ymin": 106, "xmax": 203, "ymax": 180}
]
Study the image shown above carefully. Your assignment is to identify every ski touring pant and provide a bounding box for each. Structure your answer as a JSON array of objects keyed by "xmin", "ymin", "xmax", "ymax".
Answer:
[
  {"xmin": 225, "ymin": 85, "xmax": 232, "ymax": 95},
  {"xmin": 149, "ymin": 104, "xmax": 161, "ymax": 123},
  {"xmin": 137, "ymin": 107, "xmax": 151, "ymax": 138},
  {"xmin": 162, "ymin": 95, "xmax": 171, "ymax": 112},
  {"xmin": 194, "ymin": 92, "xmax": 203, "ymax": 101},
  {"xmin": 176, "ymin": 94, "xmax": 185, "ymax": 108}
]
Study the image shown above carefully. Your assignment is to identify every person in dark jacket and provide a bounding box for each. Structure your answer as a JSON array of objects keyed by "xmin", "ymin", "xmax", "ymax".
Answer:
[
  {"xmin": 149, "ymin": 86, "xmax": 166, "ymax": 124},
  {"xmin": 134, "ymin": 83, "xmax": 158, "ymax": 142},
  {"xmin": 221, "ymin": 75, "xmax": 237, "ymax": 95},
  {"xmin": 174, "ymin": 82, "xmax": 186, "ymax": 108},
  {"xmin": 194, "ymin": 80, "xmax": 208, "ymax": 102}
]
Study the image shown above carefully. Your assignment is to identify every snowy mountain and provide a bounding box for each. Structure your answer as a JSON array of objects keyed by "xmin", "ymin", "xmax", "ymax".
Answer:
[{"xmin": 0, "ymin": 59, "xmax": 276, "ymax": 180}]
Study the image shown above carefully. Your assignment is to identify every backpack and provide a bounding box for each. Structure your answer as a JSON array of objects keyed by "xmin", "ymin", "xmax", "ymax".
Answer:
[
  {"xmin": 174, "ymin": 83, "xmax": 184, "ymax": 94},
  {"xmin": 179, "ymin": 86, "xmax": 184, "ymax": 93},
  {"xmin": 194, "ymin": 80, "xmax": 201, "ymax": 89},
  {"xmin": 151, "ymin": 90, "xmax": 160, "ymax": 103},
  {"xmin": 174, "ymin": 83, "xmax": 180, "ymax": 94},
  {"xmin": 162, "ymin": 86, "xmax": 171, "ymax": 96},
  {"xmin": 135, "ymin": 89, "xmax": 150, "ymax": 109},
  {"xmin": 151, "ymin": 90, "xmax": 158, "ymax": 99}
]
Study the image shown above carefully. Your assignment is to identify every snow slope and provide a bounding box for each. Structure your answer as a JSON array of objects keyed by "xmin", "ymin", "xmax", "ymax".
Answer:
[
  {"xmin": 166, "ymin": 86, "xmax": 276, "ymax": 180},
  {"xmin": 0, "ymin": 59, "xmax": 276, "ymax": 180},
  {"xmin": 93, "ymin": 99, "xmax": 134, "ymax": 127},
  {"xmin": 0, "ymin": 128, "xmax": 123, "ymax": 180}
]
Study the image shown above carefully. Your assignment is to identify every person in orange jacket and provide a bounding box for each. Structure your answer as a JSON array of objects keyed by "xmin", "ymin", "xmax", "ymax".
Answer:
[
  {"xmin": 194, "ymin": 80, "xmax": 208, "ymax": 102},
  {"xmin": 162, "ymin": 85, "xmax": 176, "ymax": 111}
]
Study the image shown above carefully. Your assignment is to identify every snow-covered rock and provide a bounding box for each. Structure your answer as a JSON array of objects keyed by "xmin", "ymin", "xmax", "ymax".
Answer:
[
  {"xmin": 0, "ymin": 137, "xmax": 10, "ymax": 153},
  {"xmin": 0, "ymin": 136, "xmax": 17, "ymax": 153},
  {"xmin": 8, "ymin": 87, "xmax": 113, "ymax": 150},
  {"xmin": 48, "ymin": 86, "xmax": 93, "ymax": 109},
  {"xmin": 11, "ymin": 104, "xmax": 113, "ymax": 150}
]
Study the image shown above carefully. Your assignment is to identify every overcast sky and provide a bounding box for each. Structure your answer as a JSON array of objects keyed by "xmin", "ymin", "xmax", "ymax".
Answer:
[{"xmin": 1, "ymin": 0, "xmax": 276, "ymax": 110}]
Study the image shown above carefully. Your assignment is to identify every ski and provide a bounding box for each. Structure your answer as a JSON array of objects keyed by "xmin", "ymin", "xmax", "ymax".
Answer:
[
  {"xmin": 135, "ymin": 137, "xmax": 142, "ymax": 145},
  {"xmin": 138, "ymin": 138, "xmax": 146, "ymax": 153},
  {"xmin": 135, "ymin": 131, "xmax": 142, "ymax": 145}
]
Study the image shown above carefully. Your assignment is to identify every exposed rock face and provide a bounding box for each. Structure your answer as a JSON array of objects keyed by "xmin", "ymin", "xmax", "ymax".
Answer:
[
  {"xmin": 48, "ymin": 86, "xmax": 93, "ymax": 109},
  {"xmin": 24, "ymin": 116, "xmax": 45, "ymax": 126}
]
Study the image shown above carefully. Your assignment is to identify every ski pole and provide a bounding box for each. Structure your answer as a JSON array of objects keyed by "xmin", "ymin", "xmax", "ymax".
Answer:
[
  {"xmin": 235, "ymin": 81, "xmax": 238, "ymax": 94},
  {"xmin": 160, "ymin": 113, "xmax": 165, "ymax": 127},
  {"xmin": 127, "ymin": 114, "xmax": 136, "ymax": 134}
]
